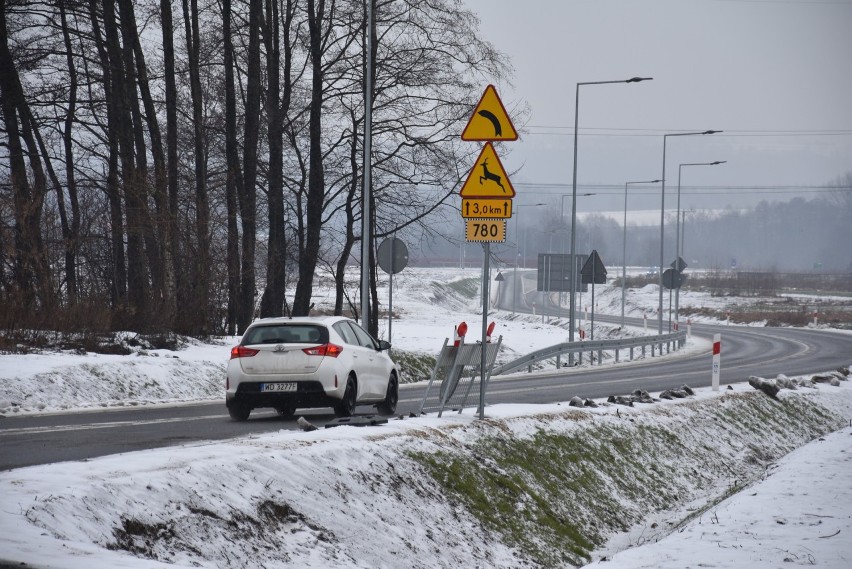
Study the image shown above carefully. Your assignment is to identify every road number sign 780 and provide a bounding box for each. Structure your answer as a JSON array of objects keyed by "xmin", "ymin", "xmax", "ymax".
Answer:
[{"xmin": 465, "ymin": 219, "xmax": 506, "ymax": 243}]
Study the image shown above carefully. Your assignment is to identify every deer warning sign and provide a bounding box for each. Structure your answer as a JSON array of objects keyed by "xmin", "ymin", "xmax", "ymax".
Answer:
[
  {"xmin": 459, "ymin": 143, "xmax": 516, "ymax": 198},
  {"xmin": 461, "ymin": 85, "xmax": 518, "ymax": 141}
]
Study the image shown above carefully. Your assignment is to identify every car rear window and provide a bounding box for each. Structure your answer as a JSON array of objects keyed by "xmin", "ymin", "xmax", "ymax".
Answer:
[{"xmin": 243, "ymin": 324, "xmax": 328, "ymax": 345}]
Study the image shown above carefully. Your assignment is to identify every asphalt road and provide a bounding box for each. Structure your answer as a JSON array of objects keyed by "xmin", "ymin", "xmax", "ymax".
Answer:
[{"xmin": 2, "ymin": 317, "xmax": 850, "ymax": 471}]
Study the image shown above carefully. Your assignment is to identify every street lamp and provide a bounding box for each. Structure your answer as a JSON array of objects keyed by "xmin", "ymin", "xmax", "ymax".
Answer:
[
  {"xmin": 512, "ymin": 203, "xmax": 545, "ymax": 315},
  {"xmin": 622, "ymin": 179, "xmax": 661, "ymax": 329},
  {"xmin": 569, "ymin": 76, "xmax": 652, "ymax": 345},
  {"xmin": 559, "ymin": 193, "xmax": 594, "ymax": 318},
  {"xmin": 674, "ymin": 161, "xmax": 725, "ymax": 326},
  {"xmin": 658, "ymin": 130, "xmax": 721, "ymax": 334}
]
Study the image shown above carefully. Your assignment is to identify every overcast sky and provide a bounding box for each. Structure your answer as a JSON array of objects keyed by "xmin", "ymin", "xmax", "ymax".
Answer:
[{"xmin": 460, "ymin": 0, "xmax": 852, "ymax": 220}]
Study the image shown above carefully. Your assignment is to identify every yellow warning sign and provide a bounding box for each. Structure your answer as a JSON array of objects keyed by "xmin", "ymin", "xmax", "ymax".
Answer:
[
  {"xmin": 461, "ymin": 85, "xmax": 518, "ymax": 141},
  {"xmin": 459, "ymin": 143, "xmax": 516, "ymax": 198}
]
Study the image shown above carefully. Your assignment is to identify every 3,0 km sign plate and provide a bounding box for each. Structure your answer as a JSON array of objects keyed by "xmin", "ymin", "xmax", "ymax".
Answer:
[
  {"xmin": 465, "ymin": 219, "xmax": 506, "ymax": 243},
  {"xmin": 461, "ymin": 198, "xmax": 512, "ymax": 219}
]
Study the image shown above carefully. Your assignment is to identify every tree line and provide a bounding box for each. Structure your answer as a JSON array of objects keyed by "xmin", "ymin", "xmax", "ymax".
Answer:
[
  {"xmin": 0, "ymin": 0, "xmax": 508, "ymax": 337},
  {"xmin": 505, "ymin": 176, "xmax": 852, "ymax": 273}
]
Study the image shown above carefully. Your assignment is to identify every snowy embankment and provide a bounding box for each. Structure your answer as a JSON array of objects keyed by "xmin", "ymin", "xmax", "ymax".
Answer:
[{"xmin": 1, "ymin": 378, "xmax": 850, "ymax": 569}]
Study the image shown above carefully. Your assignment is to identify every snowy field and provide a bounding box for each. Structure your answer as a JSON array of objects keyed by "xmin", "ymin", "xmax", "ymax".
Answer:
[
  {"xmin": 1, "ymin": 267, "xmax": 713, "ymax": 416},
  {"xmin": 3, "ymin": 265, "xmax": 813, "ymax": 416},
  {"xmin": 1, "ymin": 267, "xmax": 851, "ymax": 568}
]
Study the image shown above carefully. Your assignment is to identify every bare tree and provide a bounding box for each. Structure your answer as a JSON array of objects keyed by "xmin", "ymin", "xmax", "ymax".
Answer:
[
  {"xmin": 259, "ymin": 0, "xmax": 297, "ymax": 318},
  {"xmin": 1, "ymin": 0, "xmax": 512, "ymax": 337},
  {"xmin": 0, "ymin": 0, "xmax": 52, "ymax": 312}
]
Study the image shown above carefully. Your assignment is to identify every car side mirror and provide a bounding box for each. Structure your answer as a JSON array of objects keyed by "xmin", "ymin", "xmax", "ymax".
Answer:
[{"xmin": 377, "ymin": 340, "xmax": 391, "ymax": 351}]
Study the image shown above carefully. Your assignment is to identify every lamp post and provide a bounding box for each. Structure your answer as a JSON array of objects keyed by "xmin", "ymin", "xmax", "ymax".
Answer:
[
  {"xmin": 570, "ymin": 76, "xmax": 652, "ymax": 345},
  {"xmin": 558, "ymin": 193, "xmax": 594, "ymax": 317},
  {"xmin": 674, "ymin": 161, "xmax": 725, "ymax": 327},
  {"xmin": 658, "ymin": 130, "xmax": 720, "ymax": 334},
  {"xmin": 512, "ymin": 203, "xmax": 545, "ymax": 315},
  {"xmin": 622, "ymin": 179, "xmax": 661, "ymax": 329},
  {"xmin": 360, "ymin": 0, "xmax": 374, "ymax": 331}
]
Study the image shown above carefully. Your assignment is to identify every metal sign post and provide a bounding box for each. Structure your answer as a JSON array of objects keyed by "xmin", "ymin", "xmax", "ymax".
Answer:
[
  {"xmin": 377, "ymin": 237, "xmax": 409, "ymax": 345},
  {"xmin": 712, "ymin": 334, "xmax": 721, "ymax": 391},
  {"xmin": 580, "ymin": 250, "xmax": 607, "ymax": 342},
  {"xmin": 479, "ymin": 243, "xmax": 490, "ymax": 419},
  {"xmin": 459, "ymin": 84, "xmax": 517, "ymax": 420}
]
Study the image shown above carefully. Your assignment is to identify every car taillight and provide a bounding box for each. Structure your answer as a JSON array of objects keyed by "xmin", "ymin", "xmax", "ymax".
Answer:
[
  {"xmin": 230, "ymin": 345, "xmax": 259, "ymax": 359},
  {"xmin": 302, "ymin": 343, "xmax": 343, "ymax": 357}
]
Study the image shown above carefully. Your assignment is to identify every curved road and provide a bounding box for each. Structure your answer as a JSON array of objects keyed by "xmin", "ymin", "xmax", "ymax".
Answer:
[{"xmin": 2, "ymin": 287, "xmax": 850, "ymax": 470}]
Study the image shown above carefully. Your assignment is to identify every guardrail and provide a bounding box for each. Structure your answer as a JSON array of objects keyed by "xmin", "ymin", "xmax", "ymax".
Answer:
[{"xmin": 492, "ymin": 330, "xmax": 688, "ymax": 376}]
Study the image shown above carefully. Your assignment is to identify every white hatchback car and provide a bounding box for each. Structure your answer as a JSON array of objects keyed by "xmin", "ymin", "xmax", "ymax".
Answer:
[{"xmin": 226, "ymin": 316, "xmax": 399, "ymax": 421}]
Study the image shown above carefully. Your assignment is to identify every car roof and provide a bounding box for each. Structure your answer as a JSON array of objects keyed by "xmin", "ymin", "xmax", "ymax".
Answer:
[{"xmin": 247, "ymin": 315, "xmax": 354, "ymax": 328}]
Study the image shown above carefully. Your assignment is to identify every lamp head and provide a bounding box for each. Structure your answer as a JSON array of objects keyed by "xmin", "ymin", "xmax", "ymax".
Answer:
[{"xmin": 626, "ymin": 77, "xmax": 653, "ymax": 83}]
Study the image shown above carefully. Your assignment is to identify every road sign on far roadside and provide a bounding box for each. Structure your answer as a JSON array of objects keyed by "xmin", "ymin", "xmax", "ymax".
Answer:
[
  {"xmin": 377, "ymin": 237, "xmax": 408, "ymax": 274},
  {"xmin": 662, "ymin": 268, "xmax": 684, "ymax": 289},
  {"xmin": 461, "ymin": 198, "xmax": 512, "ymax": 219},
  {"xmin": 580, "ymin": 250, "xmax": 607, "ymax": 284},
  {"xmin": 671, "ymin": 256, "xmax": 688, "ymax": 272},
  {"xmin": 465, "ymin": 219, "xmax": 507, "ymax": 243}
]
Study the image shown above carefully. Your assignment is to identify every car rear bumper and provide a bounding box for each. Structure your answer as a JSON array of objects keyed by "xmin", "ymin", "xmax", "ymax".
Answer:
[{"xmin": 226, "ymin": 380, "xmax": 341, "ymax": 410}]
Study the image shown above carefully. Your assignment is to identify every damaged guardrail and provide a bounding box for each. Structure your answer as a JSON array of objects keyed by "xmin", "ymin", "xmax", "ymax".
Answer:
[{"xmin": 491, "ymin": 330, "xmax": 687, "ymax": 376}]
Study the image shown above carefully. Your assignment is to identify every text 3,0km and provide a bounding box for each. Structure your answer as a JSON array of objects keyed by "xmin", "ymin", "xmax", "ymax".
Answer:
[{"xmin": 461, "ymin": 198, "xmax": 512, "ymax": 219}]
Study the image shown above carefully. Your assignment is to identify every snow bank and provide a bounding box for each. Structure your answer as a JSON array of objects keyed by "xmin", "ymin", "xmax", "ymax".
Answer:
[{"xmin": 2, "ymin": 379, "xmax": 850, "ymax": 569}]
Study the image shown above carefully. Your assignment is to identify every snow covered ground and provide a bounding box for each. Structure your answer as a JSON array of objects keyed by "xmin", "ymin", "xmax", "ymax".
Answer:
[
  {"xmin": 0, "ymin": 267, "xmax": 709, "ymax": 416},
  {"xmin": 587, "ymin": 422, "xmax": 852, "ymax": 568},
  {"xmin": 1, "ymin": 267, "xmax": 850, "ymax": 568}
]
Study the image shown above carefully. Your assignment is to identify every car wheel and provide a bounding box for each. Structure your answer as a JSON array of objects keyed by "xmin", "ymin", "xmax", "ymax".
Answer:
[
  {"xmin": 334, "ymin": 376, "xmax": 357, "ymax": 417},
  {"xmin": 275, "ymin": 405, "xmax": 296, "ymax": 418},
  {"xmin": 228, "ymin": 403, "xmax": 251, "ymax": 421},
  {"xmin": 377, "ymin": 372, "xmax": 398, "ymax": 416}
]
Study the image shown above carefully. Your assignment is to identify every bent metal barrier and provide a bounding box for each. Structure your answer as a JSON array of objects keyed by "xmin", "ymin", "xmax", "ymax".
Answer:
[
  {"xmin": 491, "ymin": 330, "xmax": 687, "ymax": 376},
  {"xmin": 418, "ymin": 335, "xmax": 503, "ymax": 417},
  {"xmin": 418, "ymin": 329, "xmax": 685, "ymax": 416}
]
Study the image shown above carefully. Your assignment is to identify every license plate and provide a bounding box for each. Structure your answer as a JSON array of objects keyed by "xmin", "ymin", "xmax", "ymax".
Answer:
[{"xmin": 261, "ymin": 382, "xmax": 297, "ymax": 392}]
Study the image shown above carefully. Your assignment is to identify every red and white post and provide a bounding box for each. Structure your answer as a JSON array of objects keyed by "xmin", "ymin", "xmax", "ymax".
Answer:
[
  {"xmin": 454, "ymin": 321, "xmax": 468, "ymax": 347},
  {"xmin": 712, "ymin": 333, "xmax": 721, "ymax": 391}
]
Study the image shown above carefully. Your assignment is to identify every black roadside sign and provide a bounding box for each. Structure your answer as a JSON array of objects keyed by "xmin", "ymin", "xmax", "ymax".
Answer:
[
  {"xmin": 662, "ymin": 268, "xmax": 684, "ymax": 289},
  {"xmin": 580, "ymin": 250, "xmax": 607, "ymax": 284}
]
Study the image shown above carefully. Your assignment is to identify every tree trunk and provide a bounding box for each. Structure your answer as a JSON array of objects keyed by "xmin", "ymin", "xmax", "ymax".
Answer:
[
  {"xmin": 335, "ymin": 111, "xmax": 359, "ymax": 317},
  {"xmin": 87, "ymin": 0, "xmax": 127, "ymax": 309},
  {"xmin": 0, "ymin": 0, "xmax": 47, "ymax": 309},
  {"xmin": 103, "ymin": 0, "xmax": 147, "ymax": 324},
  {"xmin": 235, "ymin": 0, "xmax": 263, "ymax": 332},
  {"xmin": 125, "ymin": 0, "xmax": 168, "ymax": 313},
  {"xmin": 222, "ymin": 0, "xmax": 243, "ymax": 335},
  {"xmin": 160, "ymin": 0, "xmax": 183, "ymax": 325},
  {"xmin": 293, "ymin": 0, "xmax": 326, "ymax": 317},
  {"xmin": 259, "ymin": 0, "xmax": 294, "ymax": 318},
  {"xmin": 58, "ymin": 2, "xmax": 81, "ymax": 305},
  {"xmin": 182, "ymin": 0, "xmax": 211, "ymax": 334}
]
